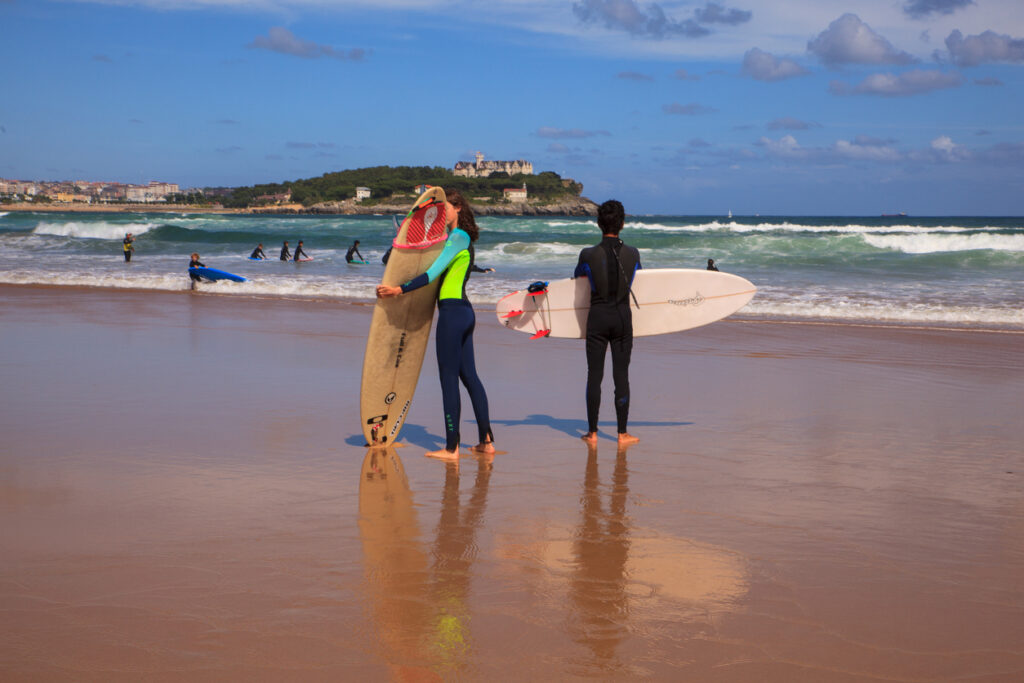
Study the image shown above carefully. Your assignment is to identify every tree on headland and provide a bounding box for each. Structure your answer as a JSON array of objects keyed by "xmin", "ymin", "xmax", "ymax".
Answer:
[{"xmin": 217, "ymin": 166, "xmax": 583, "ymax": 209}]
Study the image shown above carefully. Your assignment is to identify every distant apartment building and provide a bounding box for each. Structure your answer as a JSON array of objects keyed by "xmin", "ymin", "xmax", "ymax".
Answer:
[
  {"xmin": 126, "ymin": 181, "xmax": 180, "ymax": 203},
  {"xmin": 454, "ymin": 152, "xmax": 533, "ymax": 178},
  {"xmin": 355, "ymin": 186, "xmax": 371, "ymax": 201},
  {"xmin": 0, "ymin": 179, "xmax": 38, "ymax": 196}
]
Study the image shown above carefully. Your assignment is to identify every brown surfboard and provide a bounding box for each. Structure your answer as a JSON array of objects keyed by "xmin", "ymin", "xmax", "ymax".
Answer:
[{"xmin": 359, "ymin": 187, "xmax": 448, "ymax": 446}]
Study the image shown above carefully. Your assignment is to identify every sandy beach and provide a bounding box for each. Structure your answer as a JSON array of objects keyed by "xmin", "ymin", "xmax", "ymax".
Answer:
[{"xmin": 2, "ymin": 284, "xmax": 1023, "ymax": 681}]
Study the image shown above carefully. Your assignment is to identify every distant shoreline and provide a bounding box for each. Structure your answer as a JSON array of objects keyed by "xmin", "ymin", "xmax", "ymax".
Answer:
[{"xmin": 1, "ymin": 195, "xmax": 599, "ymax": 217}]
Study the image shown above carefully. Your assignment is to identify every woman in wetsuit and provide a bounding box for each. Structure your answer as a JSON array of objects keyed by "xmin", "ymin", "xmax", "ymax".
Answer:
[{"xmin": 376, "ymin": 189, "xmax": 495, "ymax": 459}]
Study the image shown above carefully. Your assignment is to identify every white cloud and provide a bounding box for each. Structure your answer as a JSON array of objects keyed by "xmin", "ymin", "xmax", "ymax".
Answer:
[
  {"xmin": 742, "ymin": 48, "xmax": 809, "ymax": 81},
  {"xmin": 944, "ymin": 29, "xmax": 1024, "ymax": 66},
  {"xmin": 248, "ymin": 27, "xmax": 366, "ymax": 60},
  {"xmin": 903, "ymin": 0, "xmax": 973, "ymax": 20},
  {"xmin": 830, "ymin": 69, "xmax": 964, "ymax": 96},
  {"xmin": 808, "ymin": 13, "xmax": 917, "ymax": 65}
]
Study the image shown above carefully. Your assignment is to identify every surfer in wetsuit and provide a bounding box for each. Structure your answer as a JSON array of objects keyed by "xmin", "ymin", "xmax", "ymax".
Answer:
[
  {"xmin": 250, "ymin": 243, "xmax": 267, "ymax": 260},
  {"xmin": 376, "ymin": 188, "xmax": 495, "ymax": 460},
  {"xmin": 188, "ymin": 252, "xmax": 205, "ymax": 290},
  {"xmin": 381, "ymin": 246, "xmax": 392, "ymax": 265},
  {"xmin": 707, "ymin": 258, "xmax": 719, "ymax": 271},
  {"xmin": 346, "ymin": 240, "xmax": 364, "ymax": 263},
  {"xmin": 122, "ymin": 233, "xmax": 135, "ymax": 262},
  {"xmin": 293, "ymin": 240, "xmax": 308, "ymax": 261},
  {"xmin": 280, "ymin": 241, "xmax": 291, "ymax": 261},
  {"xmin": 574, "ymin": 199, "xmax": 641, "ymax": 446}
]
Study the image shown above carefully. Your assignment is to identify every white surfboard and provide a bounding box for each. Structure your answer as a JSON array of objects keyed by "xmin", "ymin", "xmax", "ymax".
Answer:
[
  {"xmin": 360, "ymin": 188, "xmax": 449, "ymax": 446},
  {"xmin": 495, "ymin": 268, "xmax": 756, "ymax": 339}
]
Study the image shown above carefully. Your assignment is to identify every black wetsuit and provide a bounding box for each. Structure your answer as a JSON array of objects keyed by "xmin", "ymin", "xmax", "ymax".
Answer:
[
  {"xmin": 574, "ymin": 236, "xmax": 641, "ymax": 434},
  {"xmin": 293, "ymin": 244, "xmax": 308, "ymax": 261},
  {"xmin": 189, "ymin": 258, "xmax": 205, "ymax": 282},
  {"xmin": 280, "ymin": 244, "xmax": 291, "ymax": 261},
  {"xmin": 346, "ymin": 244, "xmax": 363, "ymax": 263},
  {"xmin": 381, "ymin": 247, "xmax": 392, "ymax": 265},
  {"xmin": 250, "ymin": 246, "xmax": 266, "ymax": 259}
]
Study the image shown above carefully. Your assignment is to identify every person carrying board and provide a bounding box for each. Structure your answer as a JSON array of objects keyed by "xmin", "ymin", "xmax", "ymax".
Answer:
[
  {"xmin": 280, "ymin": 241, "xmax": 291, "ymax": 261},
  {"xmin": 250, "ymin": 243, "xmax": 267, "ymax": 260},
  {"xmin": 376, "ymin": 189, "xmax": 495, "ymax": 460},
  {"xmin": 293, "ymin": 240, "xmax": 309, "ymax": 261},
  {"xmin": 573, "ymin": 199, "xmax": 641, "ymax": 446}
]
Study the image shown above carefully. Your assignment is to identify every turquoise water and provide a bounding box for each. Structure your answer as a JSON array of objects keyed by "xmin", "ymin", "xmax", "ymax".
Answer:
[{"xmin": 1, "ymin": 210, "xmax": 1022, "ymax": 329}]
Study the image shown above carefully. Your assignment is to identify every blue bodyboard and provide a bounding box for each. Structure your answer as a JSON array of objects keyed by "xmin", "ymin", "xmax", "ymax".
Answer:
[{"xmin": 189, "ymin": 266, "xmax": 246, "ymax": 283}]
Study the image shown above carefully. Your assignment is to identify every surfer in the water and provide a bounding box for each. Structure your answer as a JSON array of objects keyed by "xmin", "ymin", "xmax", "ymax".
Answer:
[
  {"xmin": 122, "ymin": 233, "xmax": 135, "ymax": 262},
  {"xmin": 280, "ymin": 241, "xmax": 291, "ymax": 261},
  {"xmin": 574, "ymin": 199, "xmax": 641, "ymax": 446},
  {"xmin": 376, "ymin": 189, "xmax": 495, "ymax": 459},
  {"xmin": 346, "ymin": 240, "xmax": 364, "ymax": 263},
  {"xmin": 707, "ymin": 258, "xmax": 719, "ymax": 271},
  {"xmin": 293, "ymin": 240, "xmax": 309, "ymax": 261},
  {"xmin": 250, "ymin": 243, "xmax": 267, "ymax": 260},
  {"xmin": 188, "ymin": 252, "xmax": 205, "ymax": 290}
]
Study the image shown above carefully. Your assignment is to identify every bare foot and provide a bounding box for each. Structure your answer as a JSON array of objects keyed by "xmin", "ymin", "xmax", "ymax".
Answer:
[
  {"xmin": 617, "ymin": 432, "xmax": 640, "ymax": 445},
  {"xmin": 471, "ymin": 440, "xmax": 495, "ymax": 455},
  {"xmin": 581, "ymin": 432, "xmax": 598, "ymax": 444},
  {"xmin": 425, "ymin": 448, "xmax": 459, "ymax": 461}
]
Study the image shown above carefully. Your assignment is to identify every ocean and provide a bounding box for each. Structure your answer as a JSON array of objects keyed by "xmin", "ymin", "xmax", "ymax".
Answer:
[{"xmin": 1, "ymin": 210, "xmax": 1021, "ymax": 330}]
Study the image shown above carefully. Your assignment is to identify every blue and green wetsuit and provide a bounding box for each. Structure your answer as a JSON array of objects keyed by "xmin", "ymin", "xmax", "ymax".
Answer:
[{"xmin": 401, "ymin": 228, "xmax": 493, "ymax": 451}]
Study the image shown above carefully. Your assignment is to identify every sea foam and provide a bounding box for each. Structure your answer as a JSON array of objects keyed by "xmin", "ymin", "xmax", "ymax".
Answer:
[
  {"xmin": 32, "ymin": 220, "xmax": 158, "ymax": 240},
  {"xmin": 864, "ymin": 232, "xmax": 1024, "ymax": 254}
]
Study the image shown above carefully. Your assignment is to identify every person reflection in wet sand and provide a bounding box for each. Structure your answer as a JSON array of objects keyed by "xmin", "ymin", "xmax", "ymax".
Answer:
[
  {"xmin": 569, "ymin": 441, "xmax": 633, "ymax": 672},
  {"xmin": 429, "ymin": 453, "xmax": 493, "ymax": 671},
  {"xmin": 358, "ymin": 448, "xmax": 493, "ymax": 678}
]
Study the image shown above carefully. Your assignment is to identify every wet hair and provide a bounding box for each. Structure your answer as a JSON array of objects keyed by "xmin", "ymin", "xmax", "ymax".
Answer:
[
  {"xmin": 597, "ymin": 199, "xmax": 625, "ymax": 236},
  {"xmin": 444, "ymin": 187, "xmax": 479, "ymax": 241}
]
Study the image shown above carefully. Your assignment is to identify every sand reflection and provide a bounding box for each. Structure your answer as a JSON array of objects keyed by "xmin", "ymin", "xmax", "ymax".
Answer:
[
  {"xmin": 533, "ymin": 444, "xmax": 749, "ymax": 672},
  {"xmin": 358, "ymin": 448, "xmax": 492, "ymax": 679}
]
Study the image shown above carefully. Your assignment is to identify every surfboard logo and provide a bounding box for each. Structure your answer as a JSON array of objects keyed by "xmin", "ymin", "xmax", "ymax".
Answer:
[
  {"xmin": 388, "ymin": 400, "xmax": 411, "ymax": 439},
  {"xmin": 668, "ymin": 292, "xmax": 705, "ymax": 307},
  {"xmin": 394, "ymin": 331, "xmax": 407, "ymax": 368},
  {"xmin": 423, "ymin": 206, "xmax": 437, "ymax": 228},
  {"xmin": 384, "ymin": 392, "xmax": 396, "ymax": 405}
]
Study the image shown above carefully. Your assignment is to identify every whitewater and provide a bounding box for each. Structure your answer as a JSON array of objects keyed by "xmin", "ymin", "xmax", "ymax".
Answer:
[{"xmin": 1, "ymin": 211, "xmax": 1021, "ymax": 330}]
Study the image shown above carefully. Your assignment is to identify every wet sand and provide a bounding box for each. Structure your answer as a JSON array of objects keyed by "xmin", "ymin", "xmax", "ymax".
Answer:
[{"xmin": 2, "ymin": 285, "xmax": 1023, "ymax": 681}]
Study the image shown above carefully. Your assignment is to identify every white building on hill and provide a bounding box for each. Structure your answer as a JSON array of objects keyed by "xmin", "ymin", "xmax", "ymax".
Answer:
[{"xmin": 454, "ymin": 151, "xmax": 533, "ymax": 178}]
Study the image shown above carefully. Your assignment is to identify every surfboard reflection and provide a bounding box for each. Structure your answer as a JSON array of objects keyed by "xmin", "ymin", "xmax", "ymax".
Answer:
[{"xmin": 357, "ymin": 447, "xmax": 492, "ymax": 678}]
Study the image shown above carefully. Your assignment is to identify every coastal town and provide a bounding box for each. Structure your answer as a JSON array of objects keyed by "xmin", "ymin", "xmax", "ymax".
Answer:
[
  {"xmin": 0, "ymin": 153, "xmax": 535, "ymax": 206},
  {"xmin": 0, "ymin": 153, "xmax": 597, "ymax": 215}
]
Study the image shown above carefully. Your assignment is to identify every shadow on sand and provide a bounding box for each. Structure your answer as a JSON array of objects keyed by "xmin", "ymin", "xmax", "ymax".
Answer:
[{"xmin": 488, "ymin": 414, "xmax": 693, "ymax": 441}]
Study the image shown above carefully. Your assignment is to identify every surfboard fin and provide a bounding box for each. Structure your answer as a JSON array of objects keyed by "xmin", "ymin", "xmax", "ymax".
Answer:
[
  {"xmin": 529, "ymin": 329, "xmax": 551, "ymax": 340},
  {"xmin": 500, "ymin": 310, "xmax": 523, "ymax": 318}
]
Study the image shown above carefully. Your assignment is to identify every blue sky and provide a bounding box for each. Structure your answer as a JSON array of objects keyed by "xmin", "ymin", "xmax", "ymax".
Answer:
[{"xmin": 1, "ymin": 0, "xmax": 1022, "ymax": 215}]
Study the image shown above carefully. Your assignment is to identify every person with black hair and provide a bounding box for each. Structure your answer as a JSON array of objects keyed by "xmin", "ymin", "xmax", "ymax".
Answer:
[
  {"xmin": 707, "ymin": 258, "xmax": 719, "ymax": 271},
  {"xmin": 279, "ymin": 241, "xmax": 291, "ymax": 261},
  {"xmin": 346, "ymin": 240, "xmax": 364, "ymax": 263},
  {"xmin": 573, "ymin": 199, "xmax": 641, "ymax": 446}
]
